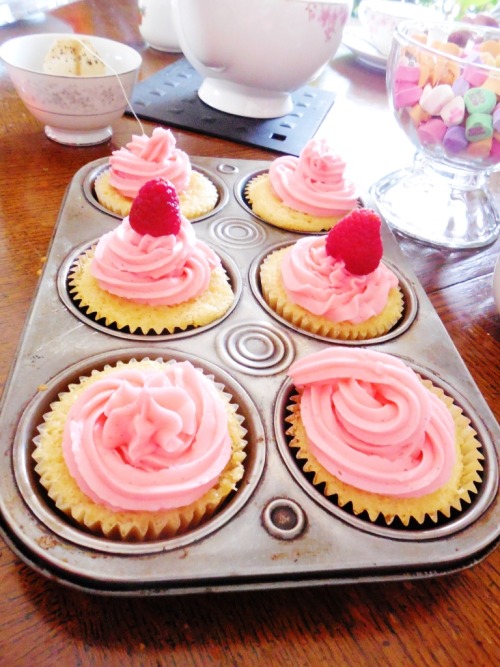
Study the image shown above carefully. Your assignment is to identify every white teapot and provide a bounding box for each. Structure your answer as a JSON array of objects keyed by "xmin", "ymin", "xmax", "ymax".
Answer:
[{"xmin": 172, "ymin": 0, "xmax": 352, "ymax": 118}]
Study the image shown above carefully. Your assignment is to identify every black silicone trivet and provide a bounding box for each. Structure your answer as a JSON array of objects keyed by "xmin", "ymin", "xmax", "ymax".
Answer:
[{"xmin": 127, "ymin": 58, "xmax": 335, "ymax": 156}]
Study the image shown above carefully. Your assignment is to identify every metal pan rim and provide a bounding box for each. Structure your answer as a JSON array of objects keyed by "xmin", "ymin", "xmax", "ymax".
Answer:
[
  {"xmin": 82, "ymin": 158, "xmax": 230, "ymax": 223},
  {"xmin": 12, "ymin": 347, "xmax": 266, "ymax": 558},
  {"xmin": 248, "ymin": 240, "xmax": 418, "ymax": 346},
  {"xmin": 274, "ymin": 358, "xmax": 498, "ymax": 543},
  {"xmin": 57, "ymin": 238, "xmax": 242, "ymax": 341}
]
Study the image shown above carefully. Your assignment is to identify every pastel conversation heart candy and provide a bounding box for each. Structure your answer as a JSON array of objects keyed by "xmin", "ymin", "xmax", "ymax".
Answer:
[
  {"xmin": 391, "ymin": 29, "xmax": 500, "ymax": 168},
  {"xmin": 431, "ymin": 39, "xmax": 461, "ymax": 56},
  {"xmin": 465, "ymin": 112, "xmax": 494, "ymax": 142},
  {"xmin": 395, "ymin": 64, "xmax": 420, "ymax": 83},
  {"xmin": 482, "ymin": 75, "xmax": 500, "ymax": 96},
  {"xmin": 463, "ymin": 57, "xmax": 489, "ymax": 86},
  {"xmin": 409, "ymin": 103, "xmax": 430, "ymax": 126},
  {"xmin": 417, "ymin": 118, "xmax": 447, "ymax": 144},
  {"xmin": 479, "ymin": 39, "xmax": 500, "ymax": 57},
  {"xmin": 418, "ymin": 61, "xmax": 432, "ymax": 87},
  {"xmin": 394, "ymin": 82, "xmax": 422, "ymax": 109},
  {"xmin": 467, "ymin": 137, "xmax": 492, "ymax": 157},
  {"xmin": 464, "ymin": 87, "xmax": 497, "ymax": 113},
  {"xmin": 420, "ymin": 84, "xmax": 454, "ymax": 115},
  {"xmin": 452, "ymin": 76, "xmax": 470, "ymax": 96},
  {"xmin": 440, "ymin": 96, "xmax": 465, "ymax": 126},
  {"xmin": 493, "ymin": 105, "xmax": 500, "ymax": 132},
  {"xmin": 431, "ymin": 56, "xmax": 460, "ymax": 85},
  {"xmin": 490, "ymin": 138, "xmax": 500, "ymax": 159},
  {"xmin": 443, "ymin": 126, "xmax": 468, "ymax": 153}
]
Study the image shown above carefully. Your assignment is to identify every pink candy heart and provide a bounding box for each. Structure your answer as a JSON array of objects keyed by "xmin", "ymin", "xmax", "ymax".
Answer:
[{"xmin": 440, "ymin": 96, "xmax": 466, "ymax": 126}]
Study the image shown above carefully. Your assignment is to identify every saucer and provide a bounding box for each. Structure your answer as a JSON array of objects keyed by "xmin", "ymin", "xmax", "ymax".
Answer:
[
  {"xmin": 0, "ymin": 0, "xmax": 78, "ymax": 25},
  {"xmin": 342, "ymin": 25, "xmax": 387, "ymax": 71}
]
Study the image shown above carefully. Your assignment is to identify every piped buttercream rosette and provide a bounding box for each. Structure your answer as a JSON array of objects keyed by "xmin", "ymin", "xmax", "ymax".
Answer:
[
  {"xmin": 33, "ymin": 358, "xmax": 247, "ymax": 541},
  {"xmin": 68, "ymin": 179, "xmax": 234, "ymax": 335},
  {"xmin": 244, "ymin": 138, "xmax": 359, "ymax": 232},
  {"xmin": 94, "ymin": 127, "xmax": 218, "ymax": 219},
  {"xmin": 259, "ymin": 210, "xmax": 404, "ymax": 341},
  {"xmin": 269, "ymin": 140, "xmax": 357, "ymax": 218},
  {"xmin": 286, "ymin": 348, "xmax": 483, "ymax": 526}
]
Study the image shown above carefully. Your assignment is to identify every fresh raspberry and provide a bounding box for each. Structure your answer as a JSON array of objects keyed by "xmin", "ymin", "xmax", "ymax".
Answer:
[
  {"xmin": 129, "ymin": 178, "xmax": 181, "ymax": 237},
  {"xmin": 325, "ymin": 209, "xmax": 383, "ymax": 275}
]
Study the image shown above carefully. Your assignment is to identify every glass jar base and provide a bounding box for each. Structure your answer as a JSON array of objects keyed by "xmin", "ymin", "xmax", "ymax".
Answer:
[{"xmin": 370, "ymin": 166, "xmax": 499, "ymax": 250}]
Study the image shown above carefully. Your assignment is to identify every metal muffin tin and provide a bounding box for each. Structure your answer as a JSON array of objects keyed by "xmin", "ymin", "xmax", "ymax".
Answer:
[{"xmin": 0, "ymin": 156, "xmax": 498, "ymax": 596}]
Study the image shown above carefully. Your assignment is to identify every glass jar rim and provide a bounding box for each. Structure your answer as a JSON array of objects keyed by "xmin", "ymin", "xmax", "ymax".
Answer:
[{"xmin": 395, "ymin": 19, "xmax": 500, "ymax": 74}]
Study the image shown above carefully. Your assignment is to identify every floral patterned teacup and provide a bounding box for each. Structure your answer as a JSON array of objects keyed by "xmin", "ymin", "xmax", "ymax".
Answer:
[{"xmin": 358, "ymin": 0, "xmax": 442, "ymax": 56}]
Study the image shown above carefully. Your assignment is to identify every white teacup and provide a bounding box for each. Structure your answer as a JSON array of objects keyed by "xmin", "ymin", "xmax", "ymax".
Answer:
[
  {"xmin": 358, "ymin": 0, "xmax": 441, "ymax": 57},
  {"xmin": 138, "ymin": 0, "xmax": 181, "ymax": 53}
]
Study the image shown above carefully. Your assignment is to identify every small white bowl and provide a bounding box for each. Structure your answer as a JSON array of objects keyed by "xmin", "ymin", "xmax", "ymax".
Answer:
[{"xmin": 0, "ymin": 33, "xmax": 142, "ymax": 146}]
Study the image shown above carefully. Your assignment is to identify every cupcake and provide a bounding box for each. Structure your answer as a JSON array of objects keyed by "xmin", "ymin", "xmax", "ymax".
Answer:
[
  {"xmin": 33, "ymin": 357, "xmax": 247, "ymax": 540},
  {"xmin": 260, "ymin": 209, "xmax": 404, "ymax": 340},
  {"xmin": 286, "ymin": 347, "xmax": 483, "ymax": 527},
  {"xmin": 94, "ymin": 127, "xmax": 218, "ymax": 219},
  {"xmin": 69, "ymin": 178, "xmax": 234, "ymax": 334},
  {"xmin": 245, "ymin": 137, "xmax": 359, "ymax": 232}
]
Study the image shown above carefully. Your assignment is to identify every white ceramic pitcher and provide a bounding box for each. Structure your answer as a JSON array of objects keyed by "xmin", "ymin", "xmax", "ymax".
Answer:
[{"xmin": 139, "ymin": 0, "xmax": 181, "ymax": 53}]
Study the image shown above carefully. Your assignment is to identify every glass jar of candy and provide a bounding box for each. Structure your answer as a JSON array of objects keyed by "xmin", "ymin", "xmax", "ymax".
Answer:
[{"xmin": 371, "ymin": 19, "xmax": 500, "ymax": 249}]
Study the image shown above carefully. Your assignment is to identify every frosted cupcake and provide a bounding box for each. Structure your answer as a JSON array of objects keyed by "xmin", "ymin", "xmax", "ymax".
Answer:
[
  {"xmin": 33, "ymin": 357, "xmax": 247, "ymax": 540},
  {"xmin": 245, "ymin": 137, "xmax": 359, "ymax": 232},
  {"xmin": 69, "ymin": 178, "xmax": 234, "ymax": 334},
  {"xmin": 287, "ymin": 348, "xmax": 483, "ymax": 527},
  {"xmin": 260, "ymin": 209, "xmax": 404, "ymax": 340},
  {"xmin": 94, "ymin": 127, "xmax": 218, "ymax": 219}
]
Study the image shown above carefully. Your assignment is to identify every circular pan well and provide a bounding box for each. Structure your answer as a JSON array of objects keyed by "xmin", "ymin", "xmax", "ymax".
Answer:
[
  {"xmin": 83, "ymin": 160, "xmax": 230, "ymax": 222},
  {"xmin": 274, "ymin": 361, "xmax": 497, "ymax": 542},
  {"xmin": 235, "ymin": 169, "xmax": 365, "ymax": 232},
  {"xmin": 57, "ymin": 240, "xmax": 242, "ymax": 341},
  {"xmin": 13, "ymin": 348, "xmax": 266, "ymax": 555},
  {"xmin": 249, "ymin": 242, "xmax": 418, "ymax": 346},
  {"xmin": 234, "ymin": 169, "xmax": 268, "ymax": 222}
]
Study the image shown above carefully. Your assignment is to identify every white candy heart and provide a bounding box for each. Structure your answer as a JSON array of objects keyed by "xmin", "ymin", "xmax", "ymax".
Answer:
[
  {"xmin": 420, "ymin": 84, "xmax": 454, "ymax": 115},
  {"xmin": 440, "ymin": 96, "xmax": 466, "ymax": 126}
]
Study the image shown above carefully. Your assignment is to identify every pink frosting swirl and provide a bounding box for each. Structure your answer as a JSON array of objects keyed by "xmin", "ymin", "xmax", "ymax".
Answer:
[
  {"xmin": 108, "ymin": 128, "xmax": 192, "ymax": 198},
  {"xmin": 280, "ymin": 236, "xmax": 398, "ymax": 323},
  {"xmin": 269, "ymin": 138, "xmax": 358, "ymax": 216},
  {"xmin": 91, "ymin": 216, "xmax": 219, "ymax": 306},
  {"xmin": 288, "ymin": 348, "xmax": 456, "ymax": 498},
  {"xmin": 62, "ymin": 363, "xmax": 232, "ymax": 511}
]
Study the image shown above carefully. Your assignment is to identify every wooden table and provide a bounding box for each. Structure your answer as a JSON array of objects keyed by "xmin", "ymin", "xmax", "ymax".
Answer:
[{"xmin": 0, "ymin": 2, "xmax": 498, "ymax": 665}]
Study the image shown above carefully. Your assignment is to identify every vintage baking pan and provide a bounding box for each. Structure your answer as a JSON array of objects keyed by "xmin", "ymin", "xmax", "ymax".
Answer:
[{"xmin": 0, "ymin": 156, "xmax": 498, "ymax": 596}]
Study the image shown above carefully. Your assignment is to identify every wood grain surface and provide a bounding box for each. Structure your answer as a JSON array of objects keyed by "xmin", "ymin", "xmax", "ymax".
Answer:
[{"xmin": 0, "ymin": 2, "xmax": 498, "ymax": 666}]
